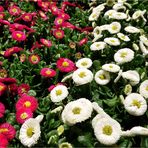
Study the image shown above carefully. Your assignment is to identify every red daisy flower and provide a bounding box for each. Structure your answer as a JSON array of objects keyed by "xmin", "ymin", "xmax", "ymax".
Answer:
[
  {"xmin": 16, "ymin": 108, "xmax": 33, "ymax": 124},
  {"xmin": 0, "ymin": 78, "xmax": 17, "ymax": 84},
  {"xmin": 49, "ymin": 5, "xmax": 59, "ymax": 15},
  {"xmin": 56, "ymin": 58, "xmax": 75, "ymax": 72},
  {"xmin": 54, "ymin": 17, "xmax": 64, "ymax": 26},
  {"xmin": 53, "ymin": 29, "xmax": 64, "ymax": 39},
  {"xmin": 22, "ymin": 13, "xmax": 32, "ymax": 22},
  {"xmin": 58, "ymin": 12, "xmax": 70, "ymax": 20},
  {"xmin": 40, "ymin": 39, "xmax": 52, "ymax": 48},
  {"xmin": 17, "ymin": 83, "xmax": 30, "ymax": 97},
  {"xmin": 0, "ymin": 6, "xmax": 4, "ymax": 12},
  {"xmin": 40, "ymin": 68, "xmax": 56, "ymax": 78},
  {"xmin": 39, "ymin": 11, "xmax": 48, "ymax": 20},
  {"xmin": 12, "ymin": 31, "xmax": 26, "ymax": 41},
  {"xmin": 0, "ymin": 82, "xmax": 6, "ymax": 96},
  {"xmin": 0, "ymin": 12, "xmax": 5, "ymax": 20},
  {"xmin": 16, "ymin": 95, "xmax": 38, "ymax": 112},
  {"xmin": 78, "ymin": 38, "xmax": 88, "ymax": 46},
  {"xmin": 8, "ymin": 6, "xmax": 21, "ymax": 16},
  {"xmin": 10, "ymin": 23, "xmax": 25, "ymax": 31},
  {"xmin": 0, "ymin": 123, "xmax": 16, "ymax": 140},
  {"xmin": 0, "ymin": 134, "xmax": 8, "ymax": 147},
  {"xmin": 62, "ymin": 22, "xmax": 75, "ymax": 30},
  {"xmin": 8, "ymin": 83, "xmax": 18, "ymax": 96},
  {"xmin": 0, "ymin": 102, "xmax": 5, "ymax": 118},
  {"xmin": 28, "ymin": 54, "xmax": 40, "ymax": 65}
]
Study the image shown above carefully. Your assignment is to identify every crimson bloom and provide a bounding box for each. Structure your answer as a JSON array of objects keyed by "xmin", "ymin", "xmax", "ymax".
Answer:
[
  {"xmin": 58, "ymin": 12, "xmax": 70, "ymax": 20},
  {"xmin": 16, "ymin": 94, "xmax": 38, "ymax": 112},
  {"xmin": 53, "ymin": 29, "xmax": 64, "ymax": 39},
  {"xmin": 0, "ymin": 12, "xmax": 5, "ymax": 20},
  {"xmin": 16, "ymin": 108, "xmax": 33, "ymax": 124},
  {"xmin": 28, "ymin": 54, "xmax": 40, "ymax": 65},
  {"xmin": 39, "ymin": 11, "xmax": 48, "ymax": 20},
  {"xmin": 0, "ymin": 78, "xmax": 17, "ymax": 84},
  {"xmin": 12, "ymin": 31, "xmax": 26, "ymax": 41},
  {"xmin": 0, "ymin": 123, "xmax": 16, "ymax": 140},
  {"xmin": 8, "ymin": 5, "xmax": 21, "ymax": 16},
  {"xmin": 62, "ymin": 22, "xmax": 75, "ymax": 30},
  {"xmin": 40, "ymin": 68, "xmax": 56, "ymax": 78},
  {"xmin": 8, "ymin": 83, "xmax": 18, "ymax": 96},
  {"xmin": 17, "ymin": 83, "xmax": 30, "ymax": 97},
  {"xmin": 50, "ymin": 4, "xmax": 59, "ymax": 15},
  {"xmin": 56, "ymin": 58, "xmax": 75, "ymax": 72},
  {"xmin": 0, "ymin": 82, "xmax": 6, "ymax": 96},
  {"xmin": 78, "ymin": 38, "xmax": 88, "ymax": 46},
  {"xmin": 40, "ymin": 39, "xmax": 52, "ymax": 48},
  {"xmin": 22, "ymin": 13, "xmax": 32, "ymax": 22},
  {"xmin": 0, "ymin": 134, "xmax": 8, "ymax": 147},
  {"xmin": 0, "ymin": 6, "xmax": 4, "ymax": 12},
  {"xmin": 54, "ymin": 17, "xmax": 64, "ymax": 26},
  {"xmin": 0, "ymin": 102, "xmax": 5, "ymax": 118}
]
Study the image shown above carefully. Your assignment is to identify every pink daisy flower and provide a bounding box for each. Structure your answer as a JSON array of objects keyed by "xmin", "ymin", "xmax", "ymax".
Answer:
[
  {"xmin": 49, "ymin": 5, "xmax": 59, "ymax": 15},
  {"xmin": 28, "ymin": 54, "xmax": 40, "ymax": 65},
  {"xmin": 58, "ymin": 12, "xmax": 70, "ymax": 20},
  {"xmin": 0, "ymin": 82, "xmax": 6, "ymax": 97},
  {"xmin": 62, "ymin": 22, "xmax": 75, "ymax": 30},
  {"xmin": 16, "ymin": 95, "xmax": 38, "ymax": 112},
  {"xmin": 56, "ymin": 58, "xmax": 76, "ymax": 72},
  {"xmin": 40, "ymin": 39, "xmax": 52, "ymax": 48},
  {"xmin": 0, "ymin": 12, "xmax": 5, "ymax": 20},
  {"xmin": 40, "ymin": 68, "xmax": 56, "ymax": 78},
  {"xmin": 54, "ymin": 17, "xmax": 64, "ymax": 26},
  {"xmin": 0, "ymin": 102, "xmax": 5, "ymax": 118},
  {"xmin": 16, "ymin": 108, "xmax": 33, "ymax": 124},
  {"xmin": 0, "ymin": 6, "xmax": 4, "ymax": 12},
  {"xmin": 17, "ymin": 83, "xmax": 30, "ymax": 97},
  {"xmin": 53, "ymin": 29, "xmax": 64, "ymax": 39},
  {"xmin": 8, "ymin": 5, "xmax": 21, "ymax": 16},
  {"xmin": 0, "ymin": 123, "xmax": 16, "ymax": 140},
  {"xmin": 22, "ymin": 13, "xmax": 32, "ymax": 22},
  {"xmin": 78, "ymin": 38, "xmax": 88, "ymax": 46},
  {"xmin": 39, "ymin": 11, "xmax": 48, "ymax": 20},
  {"xmin": 8, "ymin": 83, "xmax": 18, "ymax": 97},
  {"xmin": 12, "ymin": 31, "xmax": 26, "ymax": 41},
  {"xmin": 0, "ymin": 134, "xmax": 8, "ymax": 147},
  {"xmin": 19, "ymin": 54, "xmax": 26, "ymax": 62}
]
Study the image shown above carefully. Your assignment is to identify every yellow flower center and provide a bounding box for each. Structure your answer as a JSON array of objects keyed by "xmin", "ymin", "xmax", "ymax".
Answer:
[
  {"xmin": 57, "ymin": 19, "xmax": 63, "ymax": 24},
  {"xmin": 145, "ymin": 86, "xmax": 148, "ymax": 91},
  {"xmin": 31, "ymin": 55, "xmax": 38, "ymax": 62},
  {"xmin": 16, "ymin": 33, "xmax": 22, "ymax": 38},
  {"xmin": 120, "ymin": 52, "xmax": 127, "ymax": 58},
  {"xmin": 96, "ymin": 44, "xmax": 100, "ymax": 47},
  {"xmin": 24, "ymin": 101, "xmax": 31, "ymax": 107},
  {"xmin": 103, "ymin": 125, "xmax": 113, "ymax": 135},
  {"xmin": 0, "ymin": 128, "xmax": 8, "ymax": 133},
  {"xmin": 12, "ymin": 8, "xmax": 17, "ymax": 13},
  {"xmin": 56, "ymin": 31, "xmax": 62, "ymax": 37},
  {"xmin": 0, "ymin": 14, "xmax": 3, "ymax": 19},
  {"xmin": 26, "ymin": 127, "xmax": 34, "ymax": 138},
  {"xmin": 109, "ymin": 65, "xmax": 113, "ymax": 68},
  {"xmin": 110, "ymin": 39, "xmax": 115, "ymax": 43},
  {"xmin": 72, "ymin": 107, "xmax": 81, "ymax": 114},
  {"xmin": 78, "ymin": 72, "xmax": 86, "ymax": 78},
  {"xmin": 132, "ymin": 99, "xmax": 141, "ymax": 108},
  {"xmin": 45, "ymin": 70, "xmax": 51, "ymax": 75},
  {"xmin": 92, "ymin": 14, "xmax": 97, "ymax": 18},
  {"xmin": 20, "ymin": 112, "xmax": 28, "ymax": 119},
  {"xmin": 24, "ymin": 15, "xmax": 30, "ymax": 20},
  {"xmin": 99, "ymin": 74, "xmax": 106, "ymax": 80},
  {"xmin": 96, "ymin": 30, "xmax": 100, "ymax": 35},
  {"xmin": 0, "ymin": 85, "xmax": 4, "ymax": 91},
  {"xmin": 56, "ymin": 89, "xmax": 62, "ymax": 96},
  {"xmin": 81, "ymin": 62, "xmax": 87, "ymax": 66},
  {"xmin": 112, "ymin": 25, "xmax": 117, "ymax": 30},
  {"xmin": 121, "ymin": 35, "xmax": 126, "ymax": 40},
  {"xmin": 62, "ymin": 61, "xmax": 69, "ymax": 67}
]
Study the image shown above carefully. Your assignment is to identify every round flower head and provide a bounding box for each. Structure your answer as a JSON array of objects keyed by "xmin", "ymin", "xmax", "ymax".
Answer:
[
  {"xmin": 93, "ymin": 26, "xmax": 103, "ymax": 39},
  {"xmin": 0, "ymin": 12, "xmax": 5, "ymax": 19},
  {"xmin": 93, "ymin": 117, "xmax": 121, "ymax": 145},
  {"xmin": 102, "ymin": 63, "xmax": 120, "ymax": 73},
  {"xmin": 124, "ymin": 26, "xmax": 140, "ymax": 33},
  {"xmin": 124, "ymin": 93, "xmax": 147, "ymax": 116},
  {"xmin": 9, "ymin": 5, "xmax": 21, "ymax": 16},
  {"xmin": 19, "ymin": 115, "xmax": 43, "ymax": 147},
  {"xmin": 0, "ymin": 134, "xmax": 8, "ymax": 147},
  {"xmin": 20, "ymin": 54, "xmax": 26, "ymax": 62},
  {"xmin": 108, "ymin": 22, "xmax": 121, "ymax": 34},
  {"xmin": 0, "ymin": 123, "xmax": 16, "ymax": 140},
  {"xmin": 0, "ymin": 82, "xmax": 6, "ymax": 96},
  {"xmin": 16, "ymin": 108, "xmax": 33, "ymax": 124},
  {"xmin": 95, "ymin": 70, "xmax": 110, "ymax": 85},
  {"xmin": 54, "ymin": 17, "xmax": 64, "ymax": 26},
  {"xmin": 139, "ymin": 80, "xmax": 148, "ymax": 98},
  {"xmin": 16, "ymin": 95, "xmax": 38, "ymax": 112},
  {"xmin": 40, "ymin": 39, "xmax": 52, "ymax": 48},
  {"xmin": 62, "ymin": 98, "xmax": 93, "ymax": 125},
  {"xmin": 104, "ymin": 9, "xmax": 117, "ymax": 19},
  {"xmin": 12, "ymin": 31, "xmax": 26, "ymax": 41},
  {"xmin": 76, "ymin": 58, "xmax": 92, "ymax": 69},
  {"xmin": 53, "ymin": 29, "xmax": 64, "ymax": 39},
  {"xmin": 114, "ymin": 48, "xmax": 134, "ymax": 64},
  {"xmin": 104, "ymin": 37, "xmax": 120, "ymax": 46},
  {"xmin": 0, "ymin": 102, "xmax": 5, "ymax": 118},
  {"xmin": 39, "ymin": 11, "xmax": 48, "ymax": 20},
  {"xmin": 90, "ymin": 42, "xmax": 106, "ymax": 51},
  {"xmin": 18, "ymin": 83, "xmax": 30, "ymax": 97},
  {"xmin": 121, "ymin": 70, "xmax": 140, "ymax": 86},
  {"xmin": 40, "ymin": 68, "xmax": 56, "ymax": 78},
  {"xmin": 72, "ymin": 68, "xmax": 93, "ymax": 85},
  {"xmin": 89, "ymin": 11, "xmax": 100, "ymax": 21},
  {"xmin": 22, "ymin": 13, "xmax": 32, "ymax": 22},
  {"xmin": 29, "ymin": 54, "xmax": 40, "ymax": 65},
  {"xmin": 50, "ymin": 85, "xmax": 69, "ymax": 103},
  {"xmin": 117, "ymin": 33, "xmax": 130, "ymax": 42},
  {"xmin": 112, "ymin": 12, "xmax": 127, "ymax": 20},
  {"xmin": 140, "ymin": 35, "xmax": 148, "ymax": 47},
  {"xmin": 57, "ymin": 58, "xmax": 75, "ymax": 73}
]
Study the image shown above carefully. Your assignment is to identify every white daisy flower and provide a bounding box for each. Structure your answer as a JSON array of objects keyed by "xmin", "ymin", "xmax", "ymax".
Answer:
[
  {"xmin": 93, "ymin": 117, "xmax": 121, "ymax": 145},
  {"xmin": 112, "ymin": 12, "xmax": 127, "ymax": 20},
  {"xmin": 89, "ymin": 12, "xmax": 100, "ymax": 21},
  {"xmin": 93, "ymin": 3, "xmax": 106, "ymax": 13},
  {"xmin": 104, "ymin": 9, "xmax": 117, "ymax": 19},
  {"xmin": 108, "ymin": 22, "xmax": 121, "ymax": 34},
  {"xmin": 90, "ymin": 42, "xmax": 106, "ymax": 51},
  {"xmin": 99, "ymin": 24, "xmax": 110, "ymax": 31},
  {"xmin": 124, "ymin": 93, "xmax": 147, "ymax": 116},
  {"xmin": 124, "ymin": 84, "xmax": 132, "ymax": 95},
  {"xmin": 50, "ymin": 85, "xmax": 69, "ymax": 103},
  {"xmin": 104, "ymin": 37, "xmax": 120, "ymax": 46},
  {"xmin": 62, "ymin": 98, "xmax": 93, "ymax": 125},
  {"xmin": 102, "ymin": 63, "xmax": 120, "ymax": 73},
  {"xmin": 51, "ymin": 106, "xmax": 63, "ymax": 114},
  {"xmin": 118, "ymin": 0, "xmax": 127, "ymax": 3},
  {"xmin": 132, "ymin": 10, "xmax": 146, "ymax": 20},
  {"xmin": 121, "ymin": 70, "xmax": 140, "ymax": 86},
  {"xmin": 132, "ymin": 43, "xmax": 139, "ymax": 51},
  {"xmin": 72, "ymin": 68, "xmax": 93, "ymax": 86},
  {"xmin": 61, "ymin": 73, "xmax": 73, "ymax": 82},
  {"xmin": 124, "ymin": 26, "xmax": 140, "ymax": 33},
  {"xmin": 114, "ymin": 48, "xmax": 134, "ymax": 64},
  {"xmin": 76, "ymin": 58, "xmax": 92, "ymax": 69},
  {"xmin": 139, "ymin": 41, "xmax": 148, "ymax": 55},
  {"xmin": 93, "ymin": 26, "xmax": 103, "ymax": 39},
  {"xmin": 19, "ymin": 115, "xmax": 44, "ymax": 147},
  {"xmin": 117, "ymin": 33, "xmax": 130, "ymax": 42},
  {"xmin": 139, "ymin": 80, "xmax": 148, "ymax": 98},
  {"xmin": 113, "ymin": 3, "xmax": 126, "ymax": 11},
  {"xmin": 95, "ymin": 70, "xmax": 110, "ymax": 85},
  {"xmin": 140, "ymin": 35, "xmax": 148, "ymax": 47}
]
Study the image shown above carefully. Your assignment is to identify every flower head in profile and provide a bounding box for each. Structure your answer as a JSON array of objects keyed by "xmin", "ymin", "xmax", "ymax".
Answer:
[
  {"xmin": 40, "ymin": 39, "xmax": 52, "ymax": 48},
  {"xmin": 57, "ymin": 58, "xmax": 75, "ymax": 73},
  {"xmin": 102, "ymin": 63, "xmax": 120, "ymax": 73},
  {"xmin": 78, "ymin": 38, "xmax": 88, "ymax": 46},
  {"xmin": 76, "ymin": 58, "xmax": 92, "ymax": 69},
  {"xmin": 0, "ymin": 82, "xmax": 6, "ymax": 96},
  {"xmin": 104, "ymin": 9, "xmax": 117, "ymax": 19},
  {"xmin": 89, "ymin": 11, "xmax": 100, "ymax": 21},
  {"xmin": 112, "ymin": 12, "xmax": 127, "ymax": 20},
  {"xmin": 53, "ymin": 29, "xmax": 64, "ymax": 39},
  {"xmin": 16, "ymin": 95, "xmax": 38, "ymax": 112},
  {"xmin": 139, "ymin": 80, "xmax": 148, "ymax": 98},
  {"xmin": 124, "ymin": 26, "xmax": 140, "ymax": 33},
  {"xmin": 104, "ymin": 37, "xmax": 120, "ymax": 46},
  {"xmin": 12, "ymin": 31, "xmax": 26, "ymax": 41},
  {"xmin": 18, "ymin": 83, "xmax": 30, "ymax": 97},
  {"xmin": 29, "ymin": 54, "xmax": 40, "ymax": 65},
  {"xmin": 90, "ymin": 42, "xmax": 106, "ymax": 51},
  {"xmin": 8, "ymin": 5, "xmax": 21, "ymax": 16},
  {"xmin": 40, "ymin": 68, "xmax": 56, "ymax": 78},
  {"xmin": 0, "ymin": 102, "xmax": 5, "ymax": 118},
  {"xmin": 117, "ymin": 33, "xmax": 130, "ymax": 42}
]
